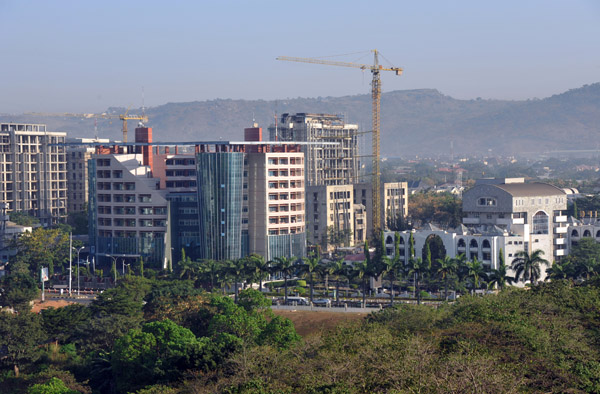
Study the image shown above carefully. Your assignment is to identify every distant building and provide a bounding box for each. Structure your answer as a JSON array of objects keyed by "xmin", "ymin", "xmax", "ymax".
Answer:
[
  {"xmin": 306, "ymin": 184, "xmax": 355, "ymax": 250},
  {"xmin": 0, "ymin": 123, "xmax": 67, "ymax": 226}
]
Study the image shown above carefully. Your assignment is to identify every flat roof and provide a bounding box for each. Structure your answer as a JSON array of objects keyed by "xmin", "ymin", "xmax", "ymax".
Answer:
[{"xmin": 52, "ymin": 140, "xmax": 340, "ymax": 147}]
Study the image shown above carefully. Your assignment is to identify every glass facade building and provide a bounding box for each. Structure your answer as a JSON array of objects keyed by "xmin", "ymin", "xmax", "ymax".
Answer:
[{"xmin": 196, "ymin": 152, "xmax": 244, "ymax": 260}]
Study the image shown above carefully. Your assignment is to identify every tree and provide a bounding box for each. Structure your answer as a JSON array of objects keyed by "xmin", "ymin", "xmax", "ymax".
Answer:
[
  {"xmin": 0, "ymin": 312, "xmax": 46, "ymax": 377},
  {"xmin": 545, "ymin": 259, "xmax": 571, "ymax": 281},
  {"xmin": 511, "ymin": 249, "xmax": 550, "ymax": 285},
  {"xmin": 112, "ymin": 319, "xmax": 205, "ymax": 393},
  {"xmin": 300, "ymin": 250, "xmax": 322, "ymax": 303},
  {"xmin": 271, "ymin": 256, "xmax": 297, "ymax": 304},
  {"xmin": 0, "ymin": 272, "xmax": 39, "ymax": 312},
  {"xmin": 27, "ymin": 377, "xmax": 79, "ymax": 394},
  {"xmin": 466, "ymin": 257, "xmax": 487, "ymax": 294},
  {"xmin": 436, "ymin": 255, "xmax": 458, "ymax": 300},
  {"xmin": 138, "ymin": 256, "xmax": 145, "ymax": 278},
  {"xmin": 178, "ymin": 249, "xmax": 200, "ymax": 282},
  {"xmin": 487, "ymin": 249, "xmax": 514, "ymax": 291},
  {"xmin": 327, "ymin": 259, "xmax": 348, "ymax": 303},
  {"xmin": 383, "ymin": 232, "xmax": 403, "ymax": 305},
  {"xmin": 11, "ymin": 227, "xmax": 73, "ymax": 276},
  {"xmin": 408, "ymin": 257, "xmax": 428, "ymax": 305},
  {"xmin": 199, "ymin": 259, "xmax": 221, "ymax": 291},
  {"xmin": 247, "ymin": 254, "xmax": 269, "ymax": 292},
  {"xmin": 9, "ymin": 211, "xmax": 40, "ymax": 227}
]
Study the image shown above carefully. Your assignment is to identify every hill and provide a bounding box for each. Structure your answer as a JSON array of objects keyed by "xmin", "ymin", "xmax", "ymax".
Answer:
[{"xmin": 2, "ymin": 83, "xmax": 599, "ymax": 156}]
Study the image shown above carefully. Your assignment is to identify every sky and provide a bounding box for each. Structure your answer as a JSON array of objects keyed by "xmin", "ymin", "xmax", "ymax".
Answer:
[{"xmin": 1, "ymin": 0, "xmax": 599, "ymax": 113}]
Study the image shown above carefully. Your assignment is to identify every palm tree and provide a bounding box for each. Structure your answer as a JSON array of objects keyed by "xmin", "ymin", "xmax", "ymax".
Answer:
[
  {"xmin": 178, "ymin": 250, "xmax": 200, "ymax": 281},
  {"xmin": 300, "ymin": 250, "xmax": 322, "ymax": 303},
  {"xmin": 227, "ymin": 258, "xmax": 248, "ymax": 303},
  {"xmin": 436, "ymin": 255, "xmax": 458, "ymax": 300},
  {"xmin": 487, "ymin": 261, "xmax": 513, "ymax": 291},
  {"xmin": 545, "ymin": 260, "xmax": 569, "ymax": 281},
  {"xmin": 354, "ymin": 260, "xmax": 370, "ymax": 308},
  {"xmin": 247, "ymin": 254, "xmax": 269, "ymax": 292},
  {"xmin": 511, "ymin": 249, "xmax": 550, "ymax": 285},
  {"xmin": 408, "ymin": 257, "xmax": 428, "ymax": 305},
  {"xmin": 272, "ymin": 256, "xmax": 296, "ymax": 304},
  {"xmin": 200, "ymin": 259, "xmax": 220, "ymax": 291},
  {"xmin": 466, "ymin": 257, "xmax": 486, "ymax": 294},
  {"xmin": 328, "ymin": 259, "xmax": 348, "ymax": 303}
]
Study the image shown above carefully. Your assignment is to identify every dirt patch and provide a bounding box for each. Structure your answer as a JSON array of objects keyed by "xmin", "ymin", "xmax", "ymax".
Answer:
[
  {"xmin": 273, "ymin": 310, "xmax": 367, "ymax": 337},
  {"xmin": 31, "ymin": 299, "xmax": 75, "ymax": 313}
]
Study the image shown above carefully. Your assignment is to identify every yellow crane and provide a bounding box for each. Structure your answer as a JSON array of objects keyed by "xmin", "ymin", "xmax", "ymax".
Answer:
[
  {"xmin": 26, "ymin": 109, "xmax": 148, "ymax": 143},
  {"xmin": 277, "ymin": 50, "xmax": 402, "ymax": 234}
]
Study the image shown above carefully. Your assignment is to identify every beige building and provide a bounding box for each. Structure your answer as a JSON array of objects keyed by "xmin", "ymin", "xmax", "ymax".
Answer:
[
  {"xmin": 0, "ymin": 123, "xmax": 67, "ymax": 226},
  {"xmin": 354, "ymin": 181, "xmax": 409, "ymax": 236},
  {"xmin": 247, "ymin": 150, "xmax": 306, "ymax": 259},
  {"xmin": 307, "ymin": 185, "xmax": 354, "ymax": 250}
]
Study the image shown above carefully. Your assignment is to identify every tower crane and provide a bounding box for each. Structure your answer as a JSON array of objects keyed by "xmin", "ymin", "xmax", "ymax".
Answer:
[
  {"xmin": 26, "ymin": 109, "xmax": 148, "ymax": 143},
  {"xmin": 277, "ymin": 50, "xmax": 402, "ymax": 234}
]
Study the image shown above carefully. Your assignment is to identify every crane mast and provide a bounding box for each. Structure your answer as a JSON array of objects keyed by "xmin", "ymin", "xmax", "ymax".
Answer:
[{"xmin": 277, "ymin": 50, "xmax": 402, "ymax": 235}]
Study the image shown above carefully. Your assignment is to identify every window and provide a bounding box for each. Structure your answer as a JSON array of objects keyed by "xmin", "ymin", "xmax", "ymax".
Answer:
[
  {"xmin": 477, "ymin": 197, "xmax": 496, "ymax": 206},
  {"xmin": 532, "ymin": 211, "xmax": 549, "ymax": 234}
]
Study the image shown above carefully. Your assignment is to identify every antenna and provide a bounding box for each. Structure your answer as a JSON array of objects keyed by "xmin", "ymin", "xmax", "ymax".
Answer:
[
  {"xmin": 94, "ymin": 118, "xmax": 98, "ymax": 140},
  {"xmin": 141, "ymin": 86, "xmax": 146, "ymax": 117}
]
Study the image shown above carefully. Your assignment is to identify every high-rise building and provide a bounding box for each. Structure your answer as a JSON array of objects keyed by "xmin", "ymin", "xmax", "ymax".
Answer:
[
  {"xmin": 0, "ymin": 123, "xmax": 67, "ymax": 226},
  {"xmin": 268, "ymin": 113, "xmax": 359, "ymax": 186},
  {"xmin": 66, "ymin": 138, "xmax": 110, "ymax": 213},
  {"xmin": 306, "ymin": 184, "xmax": 354, "ymax": 250}
]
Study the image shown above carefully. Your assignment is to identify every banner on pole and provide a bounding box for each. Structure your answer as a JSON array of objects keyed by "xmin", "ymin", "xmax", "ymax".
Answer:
[{"xmin": 40, "ymin": 267, "xmax": 49, "ymax": 282}]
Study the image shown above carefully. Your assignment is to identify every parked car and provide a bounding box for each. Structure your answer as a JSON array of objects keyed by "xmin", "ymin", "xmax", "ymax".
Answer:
[
  {"xmin": 312, "ymin": 298, "xmax": 331, "ymax": 307},
  {"xmin": 285, "ymin": 296, "xmax": 309, "ymax": 306}
]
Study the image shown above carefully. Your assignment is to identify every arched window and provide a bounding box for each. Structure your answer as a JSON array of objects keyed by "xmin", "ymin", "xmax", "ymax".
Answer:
[
  {"xmin": 596, "ymin": 230, "xmax": 600, "ymax": 238},
  {"xmin": 457, "ymin": 238, "xmax": 466, "ymax": 248},
  {"xmin": 385, "ymin": 235, "xmax": 393, "ymax": 244},
  {"xmin": 532, "ymin": 211, "xmax": 549, "ymax": 234},
  {"xmin": 482, "ymin": 240, "xmax": 491, "ymax": 249},
  {"xmin": 399, "ymin": 237, "xmax": 405, "ymax": 245},
  {"xmin": 584, "ymin": 229, "xmax": 592, "ymax": 237},
  {"xmin": 571, "ymin": 229, "xmax": 579, "ymax": 237},
  {"xmin": 469, "ymin": 239, "xmax": 478, "ymax": 249}
]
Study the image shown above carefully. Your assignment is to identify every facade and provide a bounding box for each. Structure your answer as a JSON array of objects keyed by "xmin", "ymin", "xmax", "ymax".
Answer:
[
  {"xmin": 66, "ymin": 138, "xmax": 110, "ymax": 213},
  {"xmin": 0, "ymin": 203, "xmax": 32, "ymax": 264},
  {"xmin": 306, "ymin": 184, "xmax": 355, "ymax": 250},
  {"xmin": 354, "ymin": 181, "xmax": 409, "ymax": 235},
  {"xmin": 268, "ymin": 113, "xmax": 359, "ymax": 186},
  {"xmin": 0, "ymin": 123, "xmax": 67, "ymax": 226},
  {"xmin": 247, "ymin": 150, "xmax": 306, "ymax": 260},
  {"xmin": 462, "ymin": 178, "xmax": 568, "ymax": 266}
]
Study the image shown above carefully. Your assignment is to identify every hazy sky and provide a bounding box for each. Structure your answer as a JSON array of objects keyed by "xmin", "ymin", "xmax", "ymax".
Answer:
[{"xmin": 1, "ymin": 0, "xmax": 599, "ymax": 113}]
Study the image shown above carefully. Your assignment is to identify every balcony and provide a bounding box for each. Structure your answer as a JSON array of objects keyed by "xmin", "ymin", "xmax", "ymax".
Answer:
[
  {"xmin": 554, "ymin": 249, "xmax": 566, "ymax": 257},
  {"xmin": 463, "ymin": 217, "xmax": 480, "ymax": 224},
  {"xmin": 554, "ymin": 226, "xmax": 567, "ymax": 234},
  {"xmin": 511, "ymin": 218, "xmax": 525, "ymax": 225},
  {"xmin": 554, "ymin": 237, "xmax": 566, "ymax": 245},
  {"xmin": 554, "ymin": 215, "xmax": 567, "ymax": 223}
]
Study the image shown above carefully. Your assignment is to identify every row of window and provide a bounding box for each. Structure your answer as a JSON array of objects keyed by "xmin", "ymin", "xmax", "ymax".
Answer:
[
  {"xmin": 97, "ymin": 206, "xmax": 166, "ymax": 215},
  {"xmin": 267, "ymin": 180, "xmax": 303, "ymax": 189},
  {"xmin": 165, "ymin": 158, "xmax": 195, "ymax": 166},
  {"xmin": 98, "ymin": 230, "xmax": 164, "ymax": 238},
  {"xmin": 165, "ymin": 181, "xmax": 197, "ymax": 188},
  {"xmin": 268, "ymin": 215, "xmax": 304, "ymax": 224},
  {"xmin": 97, "ymin": 182, "xmax": 136, "ymax": 191},
  {"xmin": 97, "ymin": 194, "xmax": 152, "ymax": 203},
  {"xmin": 166, "ymin": 169, "xmax": 196, "ymax": 177},
  {"xmin": 267, "ymin": 226, "xmax": 304, "ymax": 235},
  {"xmin": 98, "ymin": 218, "xmax": 167, "ymax": 227},
  {"xmin": 267, "ymin": 157, "xmax": 303, "ymax": 165},
  {"xmin": 268, "ymin": 192, "xmax": 304, "ymax": 201}
]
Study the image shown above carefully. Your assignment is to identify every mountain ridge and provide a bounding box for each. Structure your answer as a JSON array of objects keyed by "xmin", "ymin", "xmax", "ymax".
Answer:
[{"xmin": 2, "ymin": 83, "xmax": 598, "ymax": 156}]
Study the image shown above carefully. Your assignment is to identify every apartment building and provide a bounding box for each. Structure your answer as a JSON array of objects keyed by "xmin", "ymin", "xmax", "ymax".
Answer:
[
  {"xmin": 268, "ymin": 113, "xmax": 359, "ymax": 186},
  {"xmin": 66, "ymin": 138, "xmax": 110, "ymax": 213},
  {"xmin": 0, "ymin": 123, "xmax": 67, "ymax": 226}
]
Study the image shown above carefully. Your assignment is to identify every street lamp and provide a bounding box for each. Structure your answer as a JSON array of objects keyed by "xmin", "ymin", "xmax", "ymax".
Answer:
[{"xmin": 74, "ymin": 246, "xmax": 84, "ymax": 296}]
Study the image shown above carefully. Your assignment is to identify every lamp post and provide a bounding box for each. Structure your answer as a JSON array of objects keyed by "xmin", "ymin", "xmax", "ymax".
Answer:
[
  {"xmin": 74, "ymin": 246, "xmax": 84, "ymax": 296},
  {"xmin": 109, "ymin": 255, "xmax": 118, "ymax": 285}
]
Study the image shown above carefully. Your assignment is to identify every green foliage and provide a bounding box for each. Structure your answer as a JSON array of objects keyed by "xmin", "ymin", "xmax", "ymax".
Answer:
[
  {"xmin": 66, "ymin": 205, "xmax": 88, "ymax": 235},
  {"xmin": 258, "ymin": 315, "xmax": 301, "ymax": 349},
  {"xmin": 408, "ymin": 192, "xmax": 462, "ymax": 228},
  {"xmin": 238, "ymin": 288, "xmax": 271, "ymax": 312},
  {"xmin": 27, "ymin": 377, "xmax": 79, "ymax": 394},
  {"xmin": 11, "ymin": 227, "xmax": 73, "ymax": 276},
  {"xmin": 111, "ymin": 319, "xmax": 204, "ymax": 392},
  {"xmin": 41, "ymin": 304, "xmax": 91, "ymax": 343},
  {"xmin": 0, "ymin": 272, "xmax": 39, "ymax": 312},
  {"xmin": 9, "ymin": 211, "xmax": 40, "ymax": 227},
  {"xmin": 0, "ymin": 312, "xmax": 46, "ymax": 377}
]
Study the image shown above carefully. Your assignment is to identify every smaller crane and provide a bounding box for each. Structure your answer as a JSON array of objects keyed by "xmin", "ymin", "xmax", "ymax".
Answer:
[{"xmin": 26, "ymin": 109, "xmax": 148, "ymax": 143}]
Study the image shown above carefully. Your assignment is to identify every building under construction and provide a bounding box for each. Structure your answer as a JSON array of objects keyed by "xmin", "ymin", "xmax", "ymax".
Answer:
[{"xmin": 269, "ymin": 113, "xmax": 359, "ymax": 186}]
